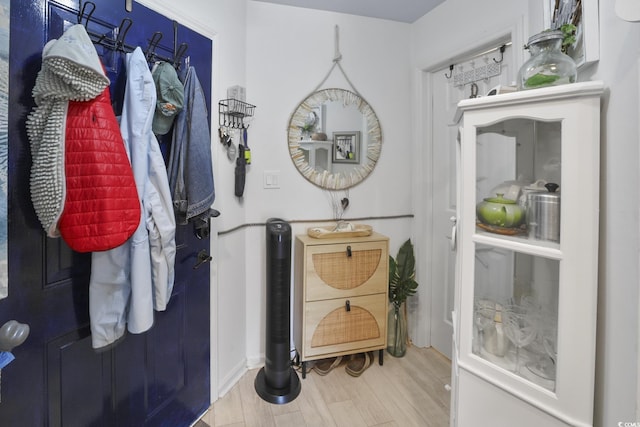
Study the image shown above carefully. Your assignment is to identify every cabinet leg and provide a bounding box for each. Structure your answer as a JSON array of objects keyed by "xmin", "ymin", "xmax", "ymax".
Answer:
[
  {"xmin": 379, "ymin": 349, "xmax": 384, "ymax": 366},
  {"xmin": 301, "ymin": 361, "xmax": 307, "ymax": 379}
]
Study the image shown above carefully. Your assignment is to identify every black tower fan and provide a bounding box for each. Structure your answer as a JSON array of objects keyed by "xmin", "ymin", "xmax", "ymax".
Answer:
[{"xmin": 255, "ymin": 218, "xmax": 301, "ymax": 403}]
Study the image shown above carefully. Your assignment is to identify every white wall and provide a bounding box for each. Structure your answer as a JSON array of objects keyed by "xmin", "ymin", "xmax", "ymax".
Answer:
[
  {"xmin": 244, "ymin": 0, "xmax": 414, "ymax": 369},
  {"xmin": 411, "ymin": 0, "xmax": 640, "ymax": 425},
  {"xmin": 589, "ymin": 3, "xmax": 640, "ymax": 425}
]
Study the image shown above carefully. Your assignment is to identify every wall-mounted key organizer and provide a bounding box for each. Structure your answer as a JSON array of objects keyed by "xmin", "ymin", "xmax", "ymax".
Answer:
[{"xmin": 218, "ymin": 98, "xmax": 256, "ymax": 129}]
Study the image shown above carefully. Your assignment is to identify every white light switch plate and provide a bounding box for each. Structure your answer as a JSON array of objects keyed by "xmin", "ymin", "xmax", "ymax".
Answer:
[{"xmin": 263, "ymin": 170, "xmax": 280, "ymax": 189}]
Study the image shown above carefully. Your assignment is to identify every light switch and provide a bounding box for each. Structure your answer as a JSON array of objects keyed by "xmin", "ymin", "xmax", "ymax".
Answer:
[{"xmin": 264, "ymin": 170, "xmax": 280, "ymax": 189}]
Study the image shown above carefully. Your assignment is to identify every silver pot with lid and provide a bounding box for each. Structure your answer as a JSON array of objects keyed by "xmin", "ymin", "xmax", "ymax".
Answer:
[{"xmin": 526, "ymin": 183, "xmax": 560, "ymax": 243}]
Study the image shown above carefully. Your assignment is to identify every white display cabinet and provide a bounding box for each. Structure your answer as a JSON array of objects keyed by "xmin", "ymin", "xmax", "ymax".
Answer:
[{"xmin": 450, "ymin": 81, "xmax": 604, "ymax": 427}]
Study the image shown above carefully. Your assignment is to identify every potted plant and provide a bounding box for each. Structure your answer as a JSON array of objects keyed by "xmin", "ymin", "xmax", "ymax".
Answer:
[{"xmin": 387, "ymin": 239, "xmax": 419, "ymax": 357}]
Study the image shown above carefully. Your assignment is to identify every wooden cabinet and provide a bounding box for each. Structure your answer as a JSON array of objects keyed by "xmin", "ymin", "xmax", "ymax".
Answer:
[{"xmin": 294, "ymin": 232, "xmax": 389, "ymax": 377}]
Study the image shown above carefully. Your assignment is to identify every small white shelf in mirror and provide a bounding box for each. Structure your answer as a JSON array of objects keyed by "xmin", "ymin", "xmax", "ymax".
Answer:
[{"xmin": 299, "ymin": 140, "xmax": 333, "ymax": 172}]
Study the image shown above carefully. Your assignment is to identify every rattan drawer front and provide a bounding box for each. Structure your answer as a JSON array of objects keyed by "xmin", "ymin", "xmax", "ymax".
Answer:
[
  {"xmin": 305, "ymin": 241, "xmax": 388, "ymax": 301},
  {"xmin": 303, "ymin": 293, "xmax": 386, "ymax": 358}
]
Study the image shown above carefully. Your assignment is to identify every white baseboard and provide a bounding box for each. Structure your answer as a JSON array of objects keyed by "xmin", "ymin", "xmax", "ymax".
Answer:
[
  {"xmin": 217, "ymin": 358, "xmax": 248, "ymax": 399},
  {"xmin": 246, "ymin": 353, "xmax": 264, "ymax": 370}
]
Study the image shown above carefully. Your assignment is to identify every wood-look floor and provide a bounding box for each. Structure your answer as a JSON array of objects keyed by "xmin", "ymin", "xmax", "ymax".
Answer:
[{"xmin": 200, "ymin": 346, "xmax": 451, "ymax": 427}]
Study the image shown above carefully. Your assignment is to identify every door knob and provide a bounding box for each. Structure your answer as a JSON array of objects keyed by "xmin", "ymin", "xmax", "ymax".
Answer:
[
  {"xmin": 193, "ymin": 250, "xmax": 212, "ymax": 269},
  {"xmin": 0, "ymin": 320, "xmax": 29, "ymax": 352}
]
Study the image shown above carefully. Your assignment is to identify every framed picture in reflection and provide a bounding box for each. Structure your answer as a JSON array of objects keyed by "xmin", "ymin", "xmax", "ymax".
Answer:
[{"xmin": 332, "ymin": 131, "xmax": 360, "ymax": 164}]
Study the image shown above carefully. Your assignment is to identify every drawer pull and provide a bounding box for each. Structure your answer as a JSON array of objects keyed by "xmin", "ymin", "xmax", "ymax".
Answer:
[
  {"xmin": 345, "ymin": 300, "xmax": 351, "ymax": 312},
  {"xmin": 346, "ymin": 245, "xmax": 352, "ymax": 257}
]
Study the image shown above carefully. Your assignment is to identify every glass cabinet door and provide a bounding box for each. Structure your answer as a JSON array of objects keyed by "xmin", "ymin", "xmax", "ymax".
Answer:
[
  {"xmin": 473, "ymin": 245, "xmax": 559, "ymax": 391},
  {"xmin": 472, "ymin": 118, "xmax": 561, "ymax": 392}
]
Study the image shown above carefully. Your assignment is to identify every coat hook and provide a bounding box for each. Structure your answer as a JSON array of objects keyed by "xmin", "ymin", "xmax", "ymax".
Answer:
[
  {"xmin": 493, "ymin": 44, "xmax": 506, "ymax": 63},
  {"xmin": 114, "ymin": 17, "xmax": 133, "ymax": 51},
  {"xmin": 145, "ymin": 31, "xmax": 163, "ymax": 62},
  {"xmin": 444, "ymin": 64, "xmax": 454, "ymax": 79},
  {"xmin": 173, "ymin": 20, "xmax": 179, "ymax": 60},
  {"xmin": 174, "ymin": 43, "xmax": 188, "ymax": 68},
  {"xmin": 77, "ymin": 1, "xmax": 96, "ymax": 28}
]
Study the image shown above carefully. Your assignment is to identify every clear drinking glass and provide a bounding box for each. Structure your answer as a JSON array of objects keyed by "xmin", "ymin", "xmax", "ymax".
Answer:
[
  {"xmin": 473, "ymin": 299, "xmax": 495, "ymax": 355},
  {"xmin": 502, "ymin": 303, "xmax": 538, "ymax": 373},
  {"xmin": 543, "ymin": 329, "xmax": 558, "ymax": 376}
]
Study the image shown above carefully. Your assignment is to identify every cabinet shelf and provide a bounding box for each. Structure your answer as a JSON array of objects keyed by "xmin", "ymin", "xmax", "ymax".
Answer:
[
  {"xmin": 466, "ymin": 347, "xmax": 557, "ymax": 393},
  {"xmin": 473, "ymin": 230, "xmax": 562, "ymax": 259}
]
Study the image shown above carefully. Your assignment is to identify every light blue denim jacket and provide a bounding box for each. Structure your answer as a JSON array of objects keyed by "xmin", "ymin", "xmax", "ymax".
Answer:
[
  {"xmin": 89, "ymin": 47, "xmax": 177, "ymax": 349},
  {"xmin": 168, "ymin": 66, "xmax": 215, "ymax": 225}
]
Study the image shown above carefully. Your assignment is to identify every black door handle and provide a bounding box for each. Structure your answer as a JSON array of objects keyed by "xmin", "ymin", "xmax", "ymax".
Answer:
[{"xmin": 193, "ymin": 250, "xmax": 212, "ymax": 269}]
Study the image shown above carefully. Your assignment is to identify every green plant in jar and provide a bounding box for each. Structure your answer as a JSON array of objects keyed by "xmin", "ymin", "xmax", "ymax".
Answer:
[{"xmin": 517, "ymin": 29, "xmax": 577, "ymax": 90}]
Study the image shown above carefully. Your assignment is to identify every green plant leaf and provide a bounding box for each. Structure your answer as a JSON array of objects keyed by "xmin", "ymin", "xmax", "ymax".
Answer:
[
  {"xmin": 560, "ymin": 23, "xmax": 577, "ymax": 53},
  {"xmin": 388, "ymin": 239, "xmax": 419, "ymax": 307},
  {"xmin": 396, "ymin": 239, "xmax": 415, "ymax": 283},
  {"xmin": 389, "ymin": 255, "xmax": 397, "ymax": 286}
]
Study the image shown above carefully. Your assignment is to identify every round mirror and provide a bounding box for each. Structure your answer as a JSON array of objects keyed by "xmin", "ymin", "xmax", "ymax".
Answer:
[{"xmin": 288, "ymin": 88, "xmax": 382, "ymax": 190}]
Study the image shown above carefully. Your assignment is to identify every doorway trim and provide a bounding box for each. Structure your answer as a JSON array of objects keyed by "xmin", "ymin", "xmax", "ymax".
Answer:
[{"xmin": 411, "ymin": 18, "xmax": 526, "ymax": 350}]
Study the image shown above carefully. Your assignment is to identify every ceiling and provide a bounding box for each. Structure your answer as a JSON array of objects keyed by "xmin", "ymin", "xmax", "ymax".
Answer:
[{"xmin": 251, "ymin": 0, "xmax": 446, "ymax": 23}]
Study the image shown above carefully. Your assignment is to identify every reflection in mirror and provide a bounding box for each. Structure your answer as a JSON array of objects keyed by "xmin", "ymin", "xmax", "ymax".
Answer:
[{"xmin": 288, "ymin": 88, "xmax": 382, "ymax": 190}]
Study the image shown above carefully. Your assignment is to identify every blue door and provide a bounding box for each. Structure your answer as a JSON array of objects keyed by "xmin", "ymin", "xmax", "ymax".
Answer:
[{"xmin": 0, "ymin": 1, "xmax": 213, "ymax": 425}]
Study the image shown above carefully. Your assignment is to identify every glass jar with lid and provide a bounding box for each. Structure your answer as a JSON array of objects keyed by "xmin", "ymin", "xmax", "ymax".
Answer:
[{"xmin": 517, "ymin": 30, "xmax": 577, "ymax": 90}]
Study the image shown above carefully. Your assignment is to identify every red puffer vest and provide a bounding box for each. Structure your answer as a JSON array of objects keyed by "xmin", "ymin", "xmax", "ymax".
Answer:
[{"xmin": 57, "ymin": 86, "xmax": 141, "ymax": 252}]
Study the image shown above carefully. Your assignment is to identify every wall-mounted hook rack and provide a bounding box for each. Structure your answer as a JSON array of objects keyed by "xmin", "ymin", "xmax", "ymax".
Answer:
[
  {"xmin": 219, "ymin": 99, "xmax": 256, "ymax": 129},
  {"xmin": 447, "ymin": 41, "xmax": 512, "ymax": 87}
]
